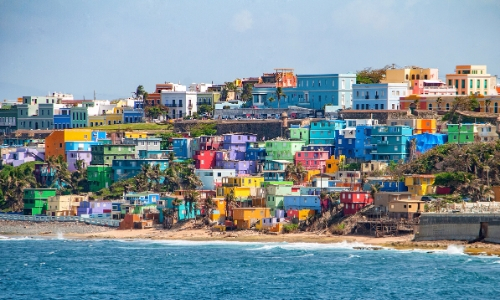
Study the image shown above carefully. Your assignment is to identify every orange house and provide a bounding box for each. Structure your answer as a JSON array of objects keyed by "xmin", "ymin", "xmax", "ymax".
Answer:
[{"xmin": 45, "ymin": 129, "xmax": 94, "ymax": 160}]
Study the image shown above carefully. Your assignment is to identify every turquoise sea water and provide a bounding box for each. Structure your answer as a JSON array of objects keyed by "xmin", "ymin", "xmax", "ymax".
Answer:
[{"xmin": 1, "ymin": 236, "xmax": 500, "ymax": 299}]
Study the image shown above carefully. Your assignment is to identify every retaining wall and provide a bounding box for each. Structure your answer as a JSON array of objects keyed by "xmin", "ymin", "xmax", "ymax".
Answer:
[
  {"xmin": 0, "ymin": 214, "xmax": 120, "ymax": 227},
  {"xmin": 415, "ymin": 213, "xmax": 500, "ymax": 242}
]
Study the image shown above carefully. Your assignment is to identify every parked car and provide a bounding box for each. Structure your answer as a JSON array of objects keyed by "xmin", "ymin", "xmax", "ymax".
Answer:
[{"xmin": 421, "ymin": 196, "xmax": 436, "ymax": 202}]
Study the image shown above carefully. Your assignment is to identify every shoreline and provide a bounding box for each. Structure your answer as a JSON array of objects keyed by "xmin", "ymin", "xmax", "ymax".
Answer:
[{"xmin": 2, "ymin": 222, "xmax": 500, "ymax": 256}]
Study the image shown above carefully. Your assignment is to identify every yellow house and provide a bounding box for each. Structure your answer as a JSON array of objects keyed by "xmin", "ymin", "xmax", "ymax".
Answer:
[
  {"xmin": 88, "ymin": 115, "xmax": 106, "ymax": 127},
  {"xmin": 232, "ymin": 207, "xmax": 271, "ymax": 229},
  {"xmin": 217, "ymin": 176, "xmax": 265, "ymax": 200},
  {"xmin": 46, "ymin": 195, "xmax": 86, "ymax": 216},
  {"xmin": 88, "ymin": 112, "xmax": 123, "ymax": 126},
  {"xmin": 325, "ymin": 155, "xmax": 345, "ymax": 173},
  {"xmin": 45, "ymin": 129, "xmax": 94, "ymax": 159},
  {"xmin": 125, "ymin": 132, "xmax": 148, "ymax": 138},
  {"xmin": 388, "ymin": 199, "xmax": 425, "ymax": 220},
  {"xmin": 404, "ymin": 174, "xmax": 435, "ymax": 197},
  {"xmin": 222, "ymin": 176, "xmax": 264, "ymax": 188}
]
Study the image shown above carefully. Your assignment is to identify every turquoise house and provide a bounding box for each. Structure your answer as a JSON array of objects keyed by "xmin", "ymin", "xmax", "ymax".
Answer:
[
  {"xmin": 112, "ymin": 159, "xmax": 169, "ymax": 182},
  {"xmin": 309, "ymin": 120, "xmax": 346, "ymax": 145},
  {"xmin": 158, "ymin": 197, "xmax": 201, "ymax": 222},
  {"xmin": 370, "ymin": 125, "xmax": 412, "ymax": 162},
  {"xmin": 263, "ymin": 160, "xmax": 292, "ymax": 181}
]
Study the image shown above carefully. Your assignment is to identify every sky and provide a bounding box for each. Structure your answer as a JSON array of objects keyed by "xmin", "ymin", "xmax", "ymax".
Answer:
[{"xmin": 1, "ymin": 0, "xmax": 499, "ymax": 100}]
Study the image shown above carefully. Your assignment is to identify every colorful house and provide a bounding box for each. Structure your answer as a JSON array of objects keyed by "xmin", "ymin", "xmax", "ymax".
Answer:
[
  {"xmin": 172, "ymin": 137, "xmax": 192, "ymax": 159},
  {"xmin": 294, "ymin": 150, "xmax": 329, "ymax": 172},
  {"xmin": 476, "ymin": 124, "xmax": 498, "ymax": 142},
  {"xmin": 340, "ymin": 191, "xmax": 373, "ymax": 216},
  {"xmin": 124, "ymin": 192, "xmax": 160, "ymax": 205},
  {"xmin": 222, "ymin": 133, "xmax": 257, "ymax": 160},
  {"xmin": 123, "ymin": 137, "xmax": 162, "ymax": 156},
  {"xmin": 2, "ymin": 147, "xmax": 45, "ymax": 167},
  {"xmin": 46, "ymin": 195, "xmax": 86, "ymax": 216},
  {"xmin": 245, "ymin": 141, "xmax": 266, "ymax": 162},
  {"xmin": 232, "ymin": 207, "xmax": 271, "ymax": 230},
  {"xmin": 288, "ymin": 126, "xmax": 310, "ymax": 144},
  {"xmin": 217, "ymin": 176, "xmax": 265, "ymax": 200},
  {"xmin": 445, "ymin": 65, "xmax": 498, "ymax": 96},
  {"xmin": 263, "ymin": 160, "xmax": 292, "ymax": 182},
  {"xmin": 112, "ymin": 159, "xmax": 169, "ymax": 182},
  {"xmin": 404, "ymin": 174, "xmax": 435, "ymax": 197},
  {"xmin": 45, "ymin": 129, "xmax": 95, "ymax": 160},
  {"xmin": 302, "ymin": 144, "xmax": 335, "ymax": 158},
  {"xmin": 352, "ymin": 83, "xmax": 408, "ymax": 110},
  {"xmin": 77, "ymin": 201, "xmax": 112, "ymax": 216},
  {"xmin": 325, "ymin": 155, "xmax": 344, "ymax": 173},
  {"xmin": 309, "ymin": 120, "xmax": 345, "ymax": 145},
  {"xmin": 283, "ymin": 195, "xmax": 321, "ymax": 212},
  {"xmin": 194, "ymin": 169, "xmax": 236, "ymax": 190},
  {"xmin": 447, "ymin": 124, "xmax": 475, "ymax": 144},
  {"xmin": 90, "ymin": 144, "xmax": 136, "ymax": 166},
  {"xmin": 23, "ymin": 188, "xmax": 57, "ymax": 215},
  {"xmin": 66, "ymin": 150, "xmax": 92, "ymax": 171},
  {"xmin": 87, "ymin": 165, "xmax": 113, "ymax": 192},
  {"xmin": 371, "ymin": 125, "xmax": 412, "ymax": 162},
  {"xmin": 266, "ymin": 184, "xmax": 298, "ymax": 216},
  {"xmin": 216, "ymin": 160, "xmax": 257, "ymax": 175},
  {"xmin": 265, "ymin": 140, "xmax": 306, "ymax": 161}
]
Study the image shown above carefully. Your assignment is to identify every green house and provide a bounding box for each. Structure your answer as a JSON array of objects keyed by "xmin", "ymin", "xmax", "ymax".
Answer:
[
  {"xmin": 87, "ymin": 165, "xmax": 114, "ymax": 192},
  {"xmin": 265, "ymin": 140, "xmax": 306, "ymax": 161},
  {"xmin": 289, "ymin": 127, "xmax": 310, "ymax": 144},
  {"xmin": 447, "ymin": 124, "xmax": 475, "ymax": 144},
  {"xmin": 90, "ymin": 144, "xmax": 136, "ymax": 166},
  {"xmin": 265, "ymin": 184, "xmax": 299, "ymax": 216},
  {"xmin": 23, "ymin": 188, "xmax": 57, "ymax": 215}
]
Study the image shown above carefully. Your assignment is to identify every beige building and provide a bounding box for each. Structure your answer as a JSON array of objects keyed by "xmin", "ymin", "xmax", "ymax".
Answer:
[
  {"xmin": 388, "ymin": 199, "xmax": 425, "ymax": 219},
  {"xmin": 361, "ymin": 161, "xmax": 388, "ymax": 176},
  {"xmin": 446, "ymin": 65, "xmax": 498, "ymax": 96},
  {"xmin": 374, "ymin": 192, "xmax": 412, "ymax": 213},
  {"xmin": 381, "ymin": 67, "xmax": 439, "ymax": 87},
  {"xmin": 475, "ymin": 124, "xmax": 498, "ymax": 142},
  {"xmin": 46, "ymin": 195, "xmax": 86, "ymax": 216}
]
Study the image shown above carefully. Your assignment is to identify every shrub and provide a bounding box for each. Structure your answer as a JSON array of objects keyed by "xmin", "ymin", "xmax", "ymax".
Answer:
[{"xmin": 283, "ymin": 223, "xmax": 299, "ymax": 233}]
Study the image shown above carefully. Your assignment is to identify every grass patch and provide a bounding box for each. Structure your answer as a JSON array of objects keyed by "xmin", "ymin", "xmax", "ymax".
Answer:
[
  {"xmin": 85, "ymin": 123, "xmax": 173, "ymax": 131},
  {"xmin": 283, "ymin": 223, "xmax": 299, "ymax": 233}
]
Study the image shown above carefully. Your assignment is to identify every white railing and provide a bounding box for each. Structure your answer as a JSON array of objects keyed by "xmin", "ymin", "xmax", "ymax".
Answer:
[{"xmin": 0, "ymin": 214, "xmax": 121, "ymax": 227}]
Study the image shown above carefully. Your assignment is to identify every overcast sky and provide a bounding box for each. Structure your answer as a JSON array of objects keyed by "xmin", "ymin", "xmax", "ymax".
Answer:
[{"xmin": 1, "ymin": 0, "xmax": 499, "ymax": 100}]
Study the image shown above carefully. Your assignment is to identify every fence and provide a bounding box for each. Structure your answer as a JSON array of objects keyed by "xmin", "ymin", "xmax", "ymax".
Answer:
[{"xmin": 0, "ymin": 214, "xmax": 121, "ymax": 227}]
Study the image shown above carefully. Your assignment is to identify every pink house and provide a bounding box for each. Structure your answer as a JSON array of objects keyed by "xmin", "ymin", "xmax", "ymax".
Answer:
[{"xmin": 294, "ymin": 151, "xmax": 329, "ymax": 172}]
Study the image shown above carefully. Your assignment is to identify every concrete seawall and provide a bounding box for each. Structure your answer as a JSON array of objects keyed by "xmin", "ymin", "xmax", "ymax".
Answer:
[{"xmin": 415, "ymin": 214, "xmax": 500, "ymax": 242}]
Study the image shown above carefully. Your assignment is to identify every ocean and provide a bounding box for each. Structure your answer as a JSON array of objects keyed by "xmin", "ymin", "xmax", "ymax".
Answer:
[{"xmin": 1, "ymin": 236, "xmax": 500, "ymax": 299}]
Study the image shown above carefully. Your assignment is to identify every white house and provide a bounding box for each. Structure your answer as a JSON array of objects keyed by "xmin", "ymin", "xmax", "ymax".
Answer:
[
  {"xmin": 352, "ymin": 83, "xmax": 408, "ymax": 110},
  {"xmin": 160, "ymin": 84, "xmax": 197, "ymax": 119}
]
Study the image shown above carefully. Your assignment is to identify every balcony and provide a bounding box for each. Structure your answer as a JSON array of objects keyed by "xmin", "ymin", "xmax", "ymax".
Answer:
[
  {"xmin": 365, "ymin": 95, "xmax": 370, "ymax": 99},
  {"xmin": 164, "ymin": 104, "xmax": 179, "ymax": 108}
]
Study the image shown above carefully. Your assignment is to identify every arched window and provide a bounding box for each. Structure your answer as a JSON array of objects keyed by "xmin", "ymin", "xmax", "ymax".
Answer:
[
  {"xmin": 411, "ymin": 74, "xmax": 415, "ymax": 80},
  {"xmin": 428, "ymin": 103, "xmax": 433, "ymax": 110},
  {"xmin": 416, "ymin": 74, "xmax": 420, "ymax": 80}
]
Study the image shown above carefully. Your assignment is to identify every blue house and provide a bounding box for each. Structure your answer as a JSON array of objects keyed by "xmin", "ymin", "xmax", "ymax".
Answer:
[
  {"xmin": 123, "ymin": 108, "xmax": 144, "ymax": 124},
  {"xmin": 251, "ymin": 74, "xmax": 356, "ymax": 111},
  {"xmin": 172, "ymin": 137, "xmax": 192, "ymax": 159},
  {"xmin": 371, "ymin": 125, "xmax": 413, "ymax": 162},
  {"xmin": 124, "ymin": 192, "xmax": 160, "ymax": 205},
  {"xmin": 363, "ymin": 178, "xmax": 408, "ymax": 192},
  {"xmin": 92, "ymin": 131, "xmax": 107, "ymax": 142},
  {"xmin": 283, "ymin": 195, "xmax": 321, "ymax": 212},
  {"xmin": 54, "ymin": 108, "xmax": 71, "ymax": 129},
  {"xmin": 354, "ymin": 126, "xmax": 375, "ymax": 161},
  {"xmin": 263, "ymin": 160, "xmax": 292, "ymax": 182},
  {"xmin": 65, "ymin": 141, "xmax": 100, "ymax": 152},
  {"xmin": 245, "ymin": 141, "xmax": 266, "ymax": 161},
  {"xmin": 112, "ymin": 159, "xmax": 169, "ymax": 182},
  {"xmin": 335, "ymin": 128, "xmax": 356, "ymax": 158},
  {"xmin": 309, "ymin": 120, "xmax": 345, "ymax": 145},
  {"xmin": 158, "ymin": 196, "xmax": 200, "ymax": 222},
  {"xmin": 138, "ymin": 149, "xmax": 173, "ymax": 159}
]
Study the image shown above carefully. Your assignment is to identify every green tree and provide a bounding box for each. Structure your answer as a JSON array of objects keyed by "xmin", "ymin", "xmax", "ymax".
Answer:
[
  {"xmin": 241, "ymin": 83, "xmax": 253, "ymax": 102},
  {"xmin": 224, "ymin": 189, "xmax": 236, "ymax": 221},
  {"xmin": 70, "ymin": 159, "xmax": 88, "ymax": 194},
  {"xmin": 356, "ymin": 65, "xmax": 391, "ymax": 84},
  {"xmin": 285, "ymin": 163, "xmax": 308, "ymax": 185},
  {"xmin": 275, "ymin": 87, "xmax": 286, "ymax": 109},
  {"xmin": 136, "ymin": 85, "xmax": 146, "ymax": 99},
  {"xmin": 198, "ymin": 104, "xmax": 213, "ymax": 115}
]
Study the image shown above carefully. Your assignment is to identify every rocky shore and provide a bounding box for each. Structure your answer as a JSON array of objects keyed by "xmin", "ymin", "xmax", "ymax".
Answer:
[{"xmin": 0, "ymin": 220, "xmax": 114, "ymax": 236}]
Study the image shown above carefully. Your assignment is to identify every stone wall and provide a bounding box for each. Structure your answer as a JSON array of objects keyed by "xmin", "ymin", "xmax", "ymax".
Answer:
[
  {"xmin": 340, "ymin": 110, "xmax": 438, "ymax": 125},
  {"xmin": 173, "ymin": 119, "xmax": 306, "ymax": 140},
  {"xmin": 415, "ymin": 213, "xmax": 500, "ymax": 242}
]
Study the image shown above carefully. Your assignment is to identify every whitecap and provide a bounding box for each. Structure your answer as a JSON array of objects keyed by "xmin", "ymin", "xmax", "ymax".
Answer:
[{"xmin": 56, "ymin": 232, "xmax": 64, "ymax": 240}]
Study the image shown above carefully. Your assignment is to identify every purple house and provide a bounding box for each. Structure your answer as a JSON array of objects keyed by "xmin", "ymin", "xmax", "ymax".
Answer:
[
  {"xmin": 66, "ymin": 150, "xmax": 92, "ymax": 172},
  {"xmin": 77, "ymin": 201, "xmax": 112, "ymax": 216},
  {"xmin": 2, "ymin": 147, "xmax": 45, "ymax": 167},
  {"xmin": 216, "ymin": 160, "xmax": 257, "ymax": 175},
  {"xmin": 222, "ymin": 134, "xmax": 256, "ymax": 161}
]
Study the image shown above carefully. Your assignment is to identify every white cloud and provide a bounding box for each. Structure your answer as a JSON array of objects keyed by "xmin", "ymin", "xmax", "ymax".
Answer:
[{"xmin": 232, "ymin": 10, "xmax": 253, "ymax": 32}]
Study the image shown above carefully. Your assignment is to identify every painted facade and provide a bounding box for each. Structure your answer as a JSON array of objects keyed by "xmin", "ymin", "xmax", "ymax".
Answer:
[
  {"xmin": 309, "ymin": 120, "xmax": 345, "ymax": 145},
  {"xmin": 352, "ymin": 83, "xmax": 408, "ymax": 110},
  {"xmin": 90, "ymin": 144, "xmax": 136, "ymax": 166},
  {"xmin": 265, "ymin": 140, "xmax": 306, "ymax": 161},
  {"xmin": 87, "ymin": 165, "xmax": 113, "ymax": 192},
  {"xmin": 371, "ymin": 125, "xmax": 412, "ymax": 162},
  {"xmin": 445, "ymin": 65, "xmax": 498, "ymax": 96},
  {"xmin": 23, "ymin": 188, "xmax": 57, "ymax": 215}
]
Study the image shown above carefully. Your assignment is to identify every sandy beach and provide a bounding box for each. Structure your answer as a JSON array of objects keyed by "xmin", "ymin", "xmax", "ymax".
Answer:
[{"xmin": 2, "ymin": 219, "xmax": 500, "ymax": 256}]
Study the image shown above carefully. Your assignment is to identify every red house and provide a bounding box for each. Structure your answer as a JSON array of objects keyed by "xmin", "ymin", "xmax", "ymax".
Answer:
[
  {"xmin": 194, "ymin": 150, "xmax": 217, "ymax": 169},
  {"xmin": 340, "ymin": 191, "xmax": 373, "ymax": 216},
  {"xmin": 294, "ymin": 151, "xmax": 329, "ymax": 172}
]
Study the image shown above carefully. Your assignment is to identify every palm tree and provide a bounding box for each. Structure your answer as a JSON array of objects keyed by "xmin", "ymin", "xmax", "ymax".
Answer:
[
  {"xmin": 184, "ymin": 189, "xmax": 200, "ymax": 220},
  {"xmin": 436, "ymin": 97, "xmax": 443, "ymax": 111},
  {"xmin": 275, "ymin": 87, "xmax": 286, "ymax": 109},
  {"xmin": 224, "ymin": 189, "xmax": 235, "ymax": 221},
  {"xmin": 204, "ymin": 195, "xmax": 216, "ymax": 224},
  {"xmin": 485, "ymin": 99, "xmax": 492, "ymax": 113},
  {"xmin": 369, "ymin": 183, "xmax": 381, "ymax": 200},
  {"xmin": 285, "ymin": 163, "xmax": 307, "ymax": 185},
  {"xmin": 70, "ymin": 159, "xmax": 88, "ymax": 194}
]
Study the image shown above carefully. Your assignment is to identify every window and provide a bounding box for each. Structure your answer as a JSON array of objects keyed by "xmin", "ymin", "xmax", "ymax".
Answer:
[
  {"xmin": 477, "ymin": 80, "xmax": 480, "ymax": 89},
  {"xmin": 485, "ymin": 80, "xmax": 488, "ymax": 89}
]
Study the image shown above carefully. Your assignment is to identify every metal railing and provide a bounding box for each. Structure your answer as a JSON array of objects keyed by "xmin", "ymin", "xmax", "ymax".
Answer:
[{"xmin": 0, "ymin": 214, "xmax": 121, "ymax": 227}]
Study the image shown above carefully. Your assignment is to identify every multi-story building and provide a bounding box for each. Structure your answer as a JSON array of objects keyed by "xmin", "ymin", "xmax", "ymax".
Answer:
[
  {"xmin": 371, "ymin": 125, "xmax": 412, "ymax": 162},
  {"xmin": 123, "ymin": 107, "xmax": 144, "ymax": 124},
  {"xmin": 23, "ymin": 188, "xmax": 57, "ymax": 215},
  {"xmin": 54, "ymin": 107, "xmax": 71, "ymax": 129},
  {"xmin": 294, "ymin": 150, "xmax": 329, "ymax": 172},
  {"xmin": 354, "ymin": 126, "xmax": 375, "ymax": 161},
  {"xmin": 66, "ymin": 150, "xmax": 92, "ymax": 172},
  {"xmin": 124, "ymin": 192, "xmax": 160, "ymax": 205},
  {"xmin": 283, "ymin": 195, "xmax": 321, "ymax": 212},
  {"xmin": 123, "ymin": 137, "xmax": 161, "ymax": 156},
  {"xmin": 46, "ymin": 195, "xmax": 86, "ymax": 216},
  {"xmin": 45, "ymin": 129, "xmax": 95, "ymax": 160},
  {"xmin": 387, "ymin": 119, "xmax": 437, "ymax": 134},
  {"xmin": 90, "ymin": 144, "xmax": 136, "ymax": 166},
  {"xmin": 87, "ymin": 165, "xmax": 113, "ymax": 192},
  {"xmin": 381, "ymin": 67, "xmax": 439, "ymax": 87},
  {"xmin": 160, "ymin": 83, "xmax": 197, "ymax": 119},
  {"xmin": 266, "ymin": 184, "xmax": 298, "ymax": 216},
  {"xmin": 0, "ymin": 106, "xmax": 18, "ymax": 135},
  {"xmin": 352, "ymin": 83, "xmax": 408, "ymax": 110},
  {"xmin": 222, "ymin": 133, "xmax": 257, "ymax": 160},
  {"xmin": 245, "ymin": 141, "xmax": 266, "ymax": 162},
  {"xmin": 2, "ymin": 147, "xmax": 45, "ymax": 167},
  {"xmin": 265, "ymin": 140, "xmax": 306, "ymax": 161},
  {"xmin": 309, "ymin": 120, "xmax": 345, "ymax": 145},
  {"xmin": 288, "ymin": 126, "xmax": 310, "ymax": 144},
  {"xmin": 476, "ymin": 124, "xmax": 498, "ymax": 142},
  {"xmin": 17, "ymin": 103, "xmax": 55, "ymax": 130},
  {"xmin": 445, "ymin": 65, "xmax": 498, "ymax": 96},
  {"xmin": 252, "ymin": 73, "xmax": 356, "ymax": 111},
  {"xmin": 263, "ymin": 160, "xmax": 292, "ymax": 182},
  {"xmin": 340, "ymin": 191, "xmax": 373, "ymax": 216},
  {"xmin": 172, "ymin": 137, "xmax": 192, "ymax": 159},
  {"xmin": 217, "ymin": 176, "xmax": 265, "ymax": 200},
  {"xmin": 112, "ymin": 159, "xmax": 169, "ymax": 182},
  {"xmin": 447, "ymin": 124, "xmax": 475, "ymax": 144},
  {"xmin": 194, "ymin": 150, "xmax": 217, "ymax": 169},
  {"xmin": 194, "ymin": 169, "xmax": 236, "ymax": 190},
  {"xmin": 70, "ymin": 106, "xmax": 88, "ymax": 128},
  {"xmin": 216, "ymin": 160, "xmax": 257, "ymax": 175},
  {"xmin": 404, "ymin": 174, "xmax": 435, "ymax": 197},
  {"xmin": 199, "ymin": 135, "xmax": 223, "ymax": 150}
]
